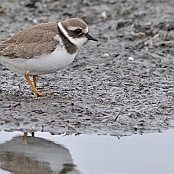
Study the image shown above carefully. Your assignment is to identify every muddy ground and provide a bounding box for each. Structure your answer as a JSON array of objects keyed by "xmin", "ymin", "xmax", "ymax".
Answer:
[{"xmin": 0, "ymin": 0, "xmax": 174, "ymax": 136}]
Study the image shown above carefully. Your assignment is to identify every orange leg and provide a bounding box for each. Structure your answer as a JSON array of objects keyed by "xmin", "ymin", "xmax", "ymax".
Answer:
[
  {"xmin": 24, "ymin": 71, "xmax": 45, "ymax": 97},
  {"xmin": 33, "ymin": 75, "xmax": 37, "ymax": 88},
  {"xmin": 22, "ymin": 132, "xmax": 28, "ymax": 143}
]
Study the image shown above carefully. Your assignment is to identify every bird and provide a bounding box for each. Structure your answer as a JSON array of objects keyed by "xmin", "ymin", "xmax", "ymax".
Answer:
[{"xmin": 0, "ymin": 18, "xmax": 98, "ymax": 97}]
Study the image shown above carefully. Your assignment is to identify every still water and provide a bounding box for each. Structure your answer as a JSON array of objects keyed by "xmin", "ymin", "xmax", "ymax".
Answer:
[{"xmin": 0, "ymin": 130, "xmax": 174, "ymax": 174}]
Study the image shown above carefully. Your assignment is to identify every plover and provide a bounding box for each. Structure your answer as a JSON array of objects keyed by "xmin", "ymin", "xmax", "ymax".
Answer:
[{"xmin": 0, "ymin": 18, "xmax": 98, "ymax": 96}]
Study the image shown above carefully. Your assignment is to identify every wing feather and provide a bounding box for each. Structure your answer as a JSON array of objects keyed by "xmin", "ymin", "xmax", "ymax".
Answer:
[{"xmin": 0, "ymin": 23, "xmax": 59, "ymax": 59}]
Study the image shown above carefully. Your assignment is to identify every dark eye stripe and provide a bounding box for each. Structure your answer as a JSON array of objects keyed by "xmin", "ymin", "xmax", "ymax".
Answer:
[{"xmin": 73, "ymin": 28, "xmax": 82, "ymax": 35}]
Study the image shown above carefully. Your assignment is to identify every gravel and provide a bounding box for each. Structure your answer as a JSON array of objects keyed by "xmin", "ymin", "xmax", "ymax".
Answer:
[{"xmin": 0, "ymin": 0, "xmax": 174, "ymax": 136}]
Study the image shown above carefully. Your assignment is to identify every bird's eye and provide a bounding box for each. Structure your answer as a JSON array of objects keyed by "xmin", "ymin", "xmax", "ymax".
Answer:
[{"xmin": 73, "ymin": 28, "xmax": 82, "ymax": 35}]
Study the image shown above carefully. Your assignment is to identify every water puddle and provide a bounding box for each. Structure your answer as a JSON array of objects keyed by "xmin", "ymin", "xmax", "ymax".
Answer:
[{"xmin": 0, "ymin": 130, "xmax": 174, "ymax": 174}]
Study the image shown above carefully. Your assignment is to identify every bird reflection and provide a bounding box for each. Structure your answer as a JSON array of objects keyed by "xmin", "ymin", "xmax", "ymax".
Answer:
[{"xmin": 0, "ymin": 132, "xmax": 82, "ymax": 174}]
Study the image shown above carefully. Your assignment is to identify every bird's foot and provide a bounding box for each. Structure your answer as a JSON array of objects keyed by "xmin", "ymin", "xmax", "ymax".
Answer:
[
  {"xmin": 34, "ymin": 91, "xmax": 46, "ymax": 97},
  {"xmin": 34, "ymin": 91, "xmax": 54, "ymax": 97}
]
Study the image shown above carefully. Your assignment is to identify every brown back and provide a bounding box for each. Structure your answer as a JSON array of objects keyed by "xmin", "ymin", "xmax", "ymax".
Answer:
[{"xmin": 0, "ymin": 23, "xmax": 59, "ymax": 59}]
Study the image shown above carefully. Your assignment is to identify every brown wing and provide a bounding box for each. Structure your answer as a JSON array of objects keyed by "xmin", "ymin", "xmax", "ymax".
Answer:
[{"xmin": 0, "ymin": 23, "xmax": 59, "ymax": 59}]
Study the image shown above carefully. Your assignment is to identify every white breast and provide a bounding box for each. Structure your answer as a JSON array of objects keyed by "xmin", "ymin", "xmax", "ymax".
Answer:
[{"xmin": 0, "ymin": 46, "xmax": 78, "ymax": 75}]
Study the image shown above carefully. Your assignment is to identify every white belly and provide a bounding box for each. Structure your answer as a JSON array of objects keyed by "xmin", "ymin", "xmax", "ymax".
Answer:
[{"xmin": 0, "ymin": 46, "xmax": 77, "ymax": 75}]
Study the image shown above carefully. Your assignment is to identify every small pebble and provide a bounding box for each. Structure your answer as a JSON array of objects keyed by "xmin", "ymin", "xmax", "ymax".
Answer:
[{"xmin": 128, "ymin": 56, "xmax": 134, "ymax": 60}]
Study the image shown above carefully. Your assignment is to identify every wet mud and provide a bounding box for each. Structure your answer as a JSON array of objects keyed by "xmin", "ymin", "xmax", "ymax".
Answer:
[{"xmin": 0, "ymin": 0, "xmax": 174, "ymax": 136}]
